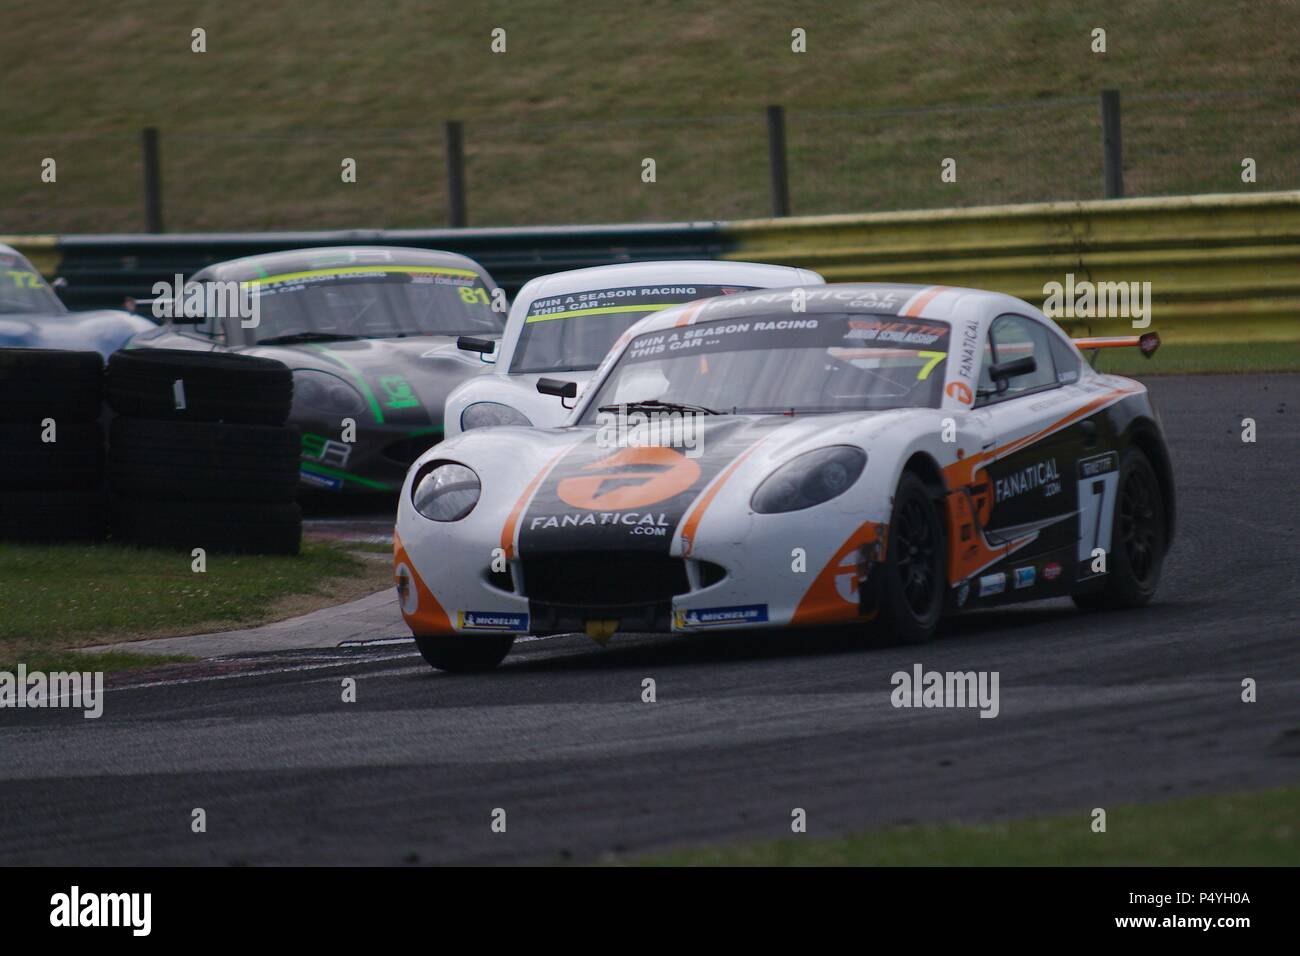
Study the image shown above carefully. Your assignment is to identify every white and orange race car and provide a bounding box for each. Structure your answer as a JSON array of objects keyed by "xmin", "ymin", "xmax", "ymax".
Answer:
[{"xmin": 394, "ymin": 283, "xmax": 1174, "ymax": 671}]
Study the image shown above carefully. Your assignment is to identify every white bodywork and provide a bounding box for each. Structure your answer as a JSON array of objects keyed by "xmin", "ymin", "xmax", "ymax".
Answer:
[
  {"xmin": 442, "ymin": 260, "xmax": 823, "ymax": 436},
  {"xmin": 396, "ymin": 283, "xmax": 1156, "ymax": 640}
]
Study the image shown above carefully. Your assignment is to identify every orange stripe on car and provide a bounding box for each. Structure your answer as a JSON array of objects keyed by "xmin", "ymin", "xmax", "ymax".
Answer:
[
  {"xmin": 902, "ymin": 285, "xmax": 947, "ymax": 317},
  {"xmin": 792, "ymin": 520, "xmax": 886, "ymax": 625},
  {"xmin": 499, "ymin": 447, "xmax": 570, "ymax": 559},
  {"xmin": 394, "ymin": 530, "xmax": 452, "ymax": 634},
  {"xmin": 677, "ymin": 438, "xmax": 768, "ymax": 556},
  {"xmin": 674, "ymin": 302, "xmax": 707, "ymax": 327}
]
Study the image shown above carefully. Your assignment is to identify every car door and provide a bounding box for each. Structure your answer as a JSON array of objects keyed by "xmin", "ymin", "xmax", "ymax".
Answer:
[{"xmin": 976, "ymin": 314, "xmax": 1088, "ymax": 585}]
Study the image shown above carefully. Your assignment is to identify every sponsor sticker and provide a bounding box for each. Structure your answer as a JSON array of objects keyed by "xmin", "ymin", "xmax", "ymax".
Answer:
[
  {"xmin": 300, "ymin": 469, "xmax": 343, "ymax": 491},
  {"xmin": 995, "ymin": 458, "xmax": 1061, "ymax": 503},
  {"xmin": 1078, "ymin": 451, "xmax": 1120, "ymax": 479},
  {"xmin": 674, "ymin": 604, "xmax": 768, "ymax": 628},
  {"xmin": 395, "ymin": 563, "xmax": 419, "ymax": 615},
  {"xmin": 979, "ymin": 572, "xmax": 1006, "ymax": 597},
  {"xmin": 1043, "ymin": 562, "xmax": 1063, "ymax": 581},
  {"xmin": 1013, "ymin": 566, "xmax": 1036, "ymax": 589},
  {"xmin": 458, "ymin": 611, "xmax": 529, "ymax": 632}
]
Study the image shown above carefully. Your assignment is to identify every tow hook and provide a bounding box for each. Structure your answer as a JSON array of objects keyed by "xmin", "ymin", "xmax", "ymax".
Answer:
[{"xmin": 585, "ymin": 619, "xmax": 619, "ymax": 645}]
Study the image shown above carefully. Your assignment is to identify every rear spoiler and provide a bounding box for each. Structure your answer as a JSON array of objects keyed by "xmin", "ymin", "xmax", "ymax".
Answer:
[{"xmin": 1074, "ymin": 331, "xmax": 1160, "ymax": 365}]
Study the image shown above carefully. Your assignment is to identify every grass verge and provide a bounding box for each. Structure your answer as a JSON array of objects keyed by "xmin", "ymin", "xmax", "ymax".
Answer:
[
  {"xmin": 1089, "ymin": 340, "xmax": 1300, "ymax": 375},
  {"xmin": 2, "ymin": 1, "xmax": 1296, "ymax": 231},
  {"xmin": 0, "ymin": 540, "xmax": 394, "ymax": 670},
  {"xmin": 638, "ymin": 787, "xmax": 1300, "ymax": 866}
]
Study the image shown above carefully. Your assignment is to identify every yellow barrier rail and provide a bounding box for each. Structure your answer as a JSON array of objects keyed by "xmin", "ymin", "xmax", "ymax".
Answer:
[
  {"xmin": 723, "ymin": 192, "xmax": 1300, "ymax": 343},
  {"xmin": 0, "ymin": 235, "xmax": 62, "ymax": 278}
]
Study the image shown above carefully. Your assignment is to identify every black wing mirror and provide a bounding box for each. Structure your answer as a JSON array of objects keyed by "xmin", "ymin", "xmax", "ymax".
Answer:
[
  {"xmin": 988, "ymin": 355, "xmax": 1036, "ymax": 391},
  {"xmin": 536, "ymin": 378, "xmax": 578, "ymax": 399},
  {"xmin": 457, "ymin": 335, "xmax": 497, "ymax": 364},
  {"xmin": 457, "ymin": 335, "xmax": 496, "ymax": 354}
]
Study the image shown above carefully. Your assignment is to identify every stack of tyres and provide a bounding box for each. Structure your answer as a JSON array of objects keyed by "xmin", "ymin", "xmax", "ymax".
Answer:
[
  {"xmin": 0, "ymin": 349, "xmax": 108, "ymax": 542},
  {"xmin": 105, "ymin": 349, "xmax": 302, "ymax": 555}
]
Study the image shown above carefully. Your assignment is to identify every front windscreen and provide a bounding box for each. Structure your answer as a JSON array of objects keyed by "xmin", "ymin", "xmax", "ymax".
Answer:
[
  {"xmin": 0, "ymin": 252, "xmax": 62, "ymax": 314},
  {"xmin": 247, "ymin": 266, "xmax": 502, "ymax": 344},
  {"xmin": 511, "ymin": 283, "xmax": 757, "ymax": 374},
  {"xmin": 579, "ymin": 313, "xmax": 952, "ymax": 420}
]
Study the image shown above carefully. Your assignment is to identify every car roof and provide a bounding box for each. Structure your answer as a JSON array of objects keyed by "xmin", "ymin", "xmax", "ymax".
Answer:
[
  {"xmin": 191, "ymin": 246, "xmax": 495, "ymax": 283},
  {"xmin": 626, "ymin": 282, "xmax": 1039, "ymax": 336},
  {"xmin": 512, "ymin": 260, "xmax": 823, "ymax": 306}
]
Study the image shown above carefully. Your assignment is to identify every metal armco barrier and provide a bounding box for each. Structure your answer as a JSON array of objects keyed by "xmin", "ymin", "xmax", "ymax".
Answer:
[
  {"xmin": 721, "ymin": 191, "xmax": 1300, "ymax": 342},
  {"xmin": 5, "ymin": 192, "xmax": 1298, "ymax": 342},
  {"xmin": 1, "ymin": 223, "xmax": 727, "ymax": 312}
]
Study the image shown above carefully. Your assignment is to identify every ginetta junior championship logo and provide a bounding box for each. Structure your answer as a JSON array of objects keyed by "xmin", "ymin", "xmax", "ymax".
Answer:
[{"xmin": 556, "ymin": 446, "xmax": 701, "ymax": 510}]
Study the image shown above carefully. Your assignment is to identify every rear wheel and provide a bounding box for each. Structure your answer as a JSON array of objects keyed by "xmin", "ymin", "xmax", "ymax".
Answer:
[
  {"xmin": 414, "ymin": 634, "xmax": 514, "ymax": 672},
  {"xmin": 874, "ymin": 471, "xmax": 946, "ymax": 644},
  {"xmin": 1073, "ymin": 446, "xmax": 1166, "ymax": 611}
]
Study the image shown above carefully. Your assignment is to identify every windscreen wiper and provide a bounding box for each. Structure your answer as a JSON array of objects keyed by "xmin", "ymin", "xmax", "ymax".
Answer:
[
  {"xmin": 256, "ymin": 332, "xmax": 364, "ymax": 345},
  {"xmin": 597, "ymin": 398, "xmax": 724, "ymax": 415}
]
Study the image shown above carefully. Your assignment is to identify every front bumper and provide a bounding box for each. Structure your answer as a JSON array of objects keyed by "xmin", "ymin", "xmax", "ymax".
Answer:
[{"xmin": 395, "ymin": 495, "xmax": 889, "ymax": 638}]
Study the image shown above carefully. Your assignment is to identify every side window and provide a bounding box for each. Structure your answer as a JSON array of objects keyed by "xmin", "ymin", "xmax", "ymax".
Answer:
[
  {"xmin": 978, "ymin": 314, "xmax": 1057, "ymax": 403},
  {"xmin": 976, "ymin": 336, "xmax": 996, "ymax": 399},
  {"xmin": 1048, "ymin": 332, "xmax": 1082, "ymax": 384}
]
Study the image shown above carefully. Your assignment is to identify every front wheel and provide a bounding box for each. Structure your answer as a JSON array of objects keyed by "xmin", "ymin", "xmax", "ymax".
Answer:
[
  {"xmin": 414, "ymin": 634, "xmax": 515, "ymax": 672},
  {"xmin": 1073, "ymin": 446, "xmax": 1166, "ymax": 611},
  {"xmin": 873, "ymin": 471, "xmax": 946, "ymax": 644}
]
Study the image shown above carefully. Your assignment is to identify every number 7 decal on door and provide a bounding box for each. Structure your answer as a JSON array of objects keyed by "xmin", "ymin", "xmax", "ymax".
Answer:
[{"xmin": 1076, "ymin": 450, "xmax": 1120, "ymax": 577}]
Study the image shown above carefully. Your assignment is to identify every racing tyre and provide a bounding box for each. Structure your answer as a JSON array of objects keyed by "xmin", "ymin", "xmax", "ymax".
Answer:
[
  {"xmin": 0, "ymin": 348, "xmax": 103, "ymax": 423},
  {"xmin": 106, "ymin": 349, "xmax": 293, "ymax": 425},
  {"xmin": 0, "ymin": 489, "xmax": 107, "ymax": 542},
  {"xmin": 1072, "ymin": 446, "xmax": 1166, "ymax": 611},
  {"xmin": 111, "ymin": 496, "xmax": 302, "ymax": 555},
  {"xmin": 0, "ymin": 421, "xmax": 104, "ymax": 489},
  {"xmin": 110, "ymin": 418, "xmax": 300, "ymax": 502},
  {"xmin": 414, "ymin": 634, "xmax": 515, "ymax": 673},
  {"xmin": 874, "ymin": 471, "xmax": 946, "ymax": 644}
]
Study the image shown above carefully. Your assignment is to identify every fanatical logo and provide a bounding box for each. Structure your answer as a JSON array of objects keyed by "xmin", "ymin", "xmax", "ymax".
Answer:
[
  {"xmin": 946, "ymin": 381, "xmax": 973, "ymax": 405},
  {"xmin": 957, "ymin": 319, "xmax": 981, "ymax": 379},
  {"xmin": 556, "ymin": 446, "xmax": 701, "ymax": 510},
  {"xmin": 995, "ymin": 458, "xmax": 1060, "ymax": 502}
]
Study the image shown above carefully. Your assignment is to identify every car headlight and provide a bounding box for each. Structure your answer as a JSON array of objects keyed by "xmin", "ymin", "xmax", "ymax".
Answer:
[
  {"xmin": 293, "ymin": 370, "xmax": 365, "ymax": 415},
  {"xmin": 751, "ymin": 445, "xmax": 867, "ymax": 514},
  {"xmin": 412, "ymin": 461, "xmax": 481, "ymax": 521},
  {"xmin": 461, "ymin": 402, "xmax": 533, "ymax": 430}
]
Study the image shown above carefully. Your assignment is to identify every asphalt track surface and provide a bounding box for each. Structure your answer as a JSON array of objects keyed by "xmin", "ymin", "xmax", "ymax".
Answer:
[{"xmin": 2, "ymin": 374, "xmax": 1297, "ymax": 865}]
